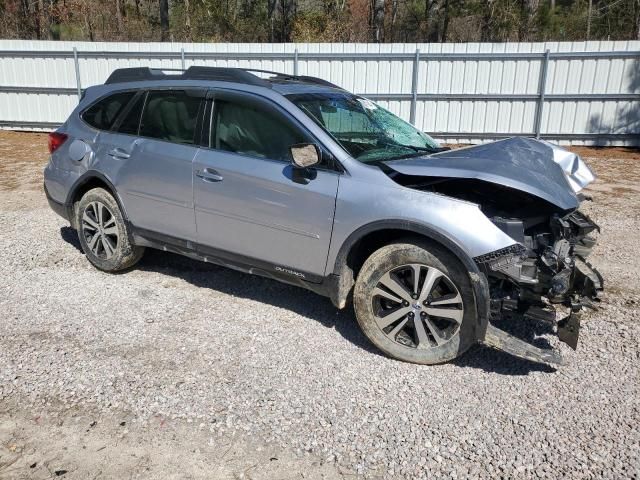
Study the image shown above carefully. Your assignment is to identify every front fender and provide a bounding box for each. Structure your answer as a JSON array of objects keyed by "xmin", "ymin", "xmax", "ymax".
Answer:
[
  {"xmin": 329, "ymin": 219, "xmax": 492, "ymax": 341},
  {"xmin": 326, "ymin": 175, "xmax": 521, "ymax": 341}
]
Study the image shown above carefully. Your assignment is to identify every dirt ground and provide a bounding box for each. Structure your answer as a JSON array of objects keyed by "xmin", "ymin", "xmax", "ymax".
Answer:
[
  {"xmin": 1, "ymin": 130, "xmax": 639, "ymax": 479},
  {"xmin": 0, "ymin": 131, "xmax": 347, "ymax": 479}
]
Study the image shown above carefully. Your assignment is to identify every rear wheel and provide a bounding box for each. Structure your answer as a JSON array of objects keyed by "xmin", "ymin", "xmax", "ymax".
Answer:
[
  {"xmin": 76, "ymin": 188, "xmax": 144, "ymax": 272},
  {"xmin": 353, "ymin": 241, "xmax": 476, "ymax": 364}
]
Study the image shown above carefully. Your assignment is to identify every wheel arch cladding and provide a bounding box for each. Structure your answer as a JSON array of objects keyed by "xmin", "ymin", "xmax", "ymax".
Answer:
[
  {"xmin": 330, "ymin": 220, "xmax": 490, "ymax": 340},
  {"xmin": 65, "ymin": 172, "xmax": 129, "ymax": 231}
]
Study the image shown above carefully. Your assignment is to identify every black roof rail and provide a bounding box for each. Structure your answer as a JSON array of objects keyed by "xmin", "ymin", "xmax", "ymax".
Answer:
[
  {"xmin": 104, "ymin": 67, "xmax": 183, "ymax": 84},
  {"xmin": 104, "ymin": 66, "xmax": 342, "ymax": 90},
  {"xmin": 184, "ymin": 66, "xmax": 270, "ymax": 86},
  {"xmin": 244, "ymin": 69, "xmax": 342, "ymax": 89},
  {"xmin": 105, "ymin": 66, "xmax": 271, "ymax": 87}
]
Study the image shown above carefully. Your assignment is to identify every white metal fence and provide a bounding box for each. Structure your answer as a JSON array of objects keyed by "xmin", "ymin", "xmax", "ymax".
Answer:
[{"xmin": 1, "ymin": 40, "xmax": 639, "ymax": 145}]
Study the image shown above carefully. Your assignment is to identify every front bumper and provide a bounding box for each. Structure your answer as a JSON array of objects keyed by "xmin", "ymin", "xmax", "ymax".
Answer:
[{"xmin": 476, "ymin": 211, "xmax": 604, "ymax": 366}]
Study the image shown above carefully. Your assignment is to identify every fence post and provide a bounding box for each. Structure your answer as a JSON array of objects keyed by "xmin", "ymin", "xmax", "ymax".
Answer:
[
  {"xmin": 72, "ymin": 47, "xmax": 82, "ymax": 101},
  {"xmin": 181, "ymin": 47, "xmax": 186, "ymax": 70},
  {"xmin": 409, "ymin": 48, "xmax": 420, "ymax": 126},
  {"xmin": 534, "ymin": 49, "xmax": 550, "ymax": 139},
  {"xmin": 293, "ymin": 48, "xmax": 299, "ymax": 76}
]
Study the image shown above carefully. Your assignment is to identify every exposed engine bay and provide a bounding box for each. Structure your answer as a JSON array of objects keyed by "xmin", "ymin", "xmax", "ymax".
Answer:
[{"xmin": 382, "ymin": 138, "xmax": 604, "ymax": 360}]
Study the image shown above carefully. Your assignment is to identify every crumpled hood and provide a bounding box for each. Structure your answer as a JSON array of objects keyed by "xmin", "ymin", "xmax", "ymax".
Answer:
[{"xmin": 383, "ymin": 137, "xmax": 595, "ymax": 211}]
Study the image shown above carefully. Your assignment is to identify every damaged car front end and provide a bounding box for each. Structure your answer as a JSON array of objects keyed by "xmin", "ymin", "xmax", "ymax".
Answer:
[{"xmin": 383, "ymin": 137, "xmax": 603, "ymax": 364}]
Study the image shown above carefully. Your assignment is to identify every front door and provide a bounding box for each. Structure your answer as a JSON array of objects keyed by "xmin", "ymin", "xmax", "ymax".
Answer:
[{"xmin": 193, "ymin": 91, "xmax": 339, "ymax": 279}]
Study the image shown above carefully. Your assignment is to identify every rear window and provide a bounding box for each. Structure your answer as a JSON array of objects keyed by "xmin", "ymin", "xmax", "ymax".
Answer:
[
  {"xmin": 82, "ymin": 91, "xmax": 135, "ymax": 130},
  {"xmin": 139, "ymin": 91, "xmax": 202, "ymax": 145}
]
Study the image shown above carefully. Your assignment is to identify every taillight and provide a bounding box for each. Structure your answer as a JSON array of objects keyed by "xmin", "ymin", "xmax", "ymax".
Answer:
[{"xmin": 48, "ymin": 132, "xmax": 68, "ymax": 154}]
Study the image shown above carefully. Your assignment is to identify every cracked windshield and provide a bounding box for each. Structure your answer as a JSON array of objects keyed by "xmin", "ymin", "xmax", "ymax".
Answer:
[{"xmin": 289, "ymin": 93, "xmax": 440, "ymax": 162}]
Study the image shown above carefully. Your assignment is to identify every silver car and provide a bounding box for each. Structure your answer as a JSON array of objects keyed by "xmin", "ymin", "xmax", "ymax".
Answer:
[{"xmin": 44, "ymin": 66, "xmax": 603, "ymax": 365}]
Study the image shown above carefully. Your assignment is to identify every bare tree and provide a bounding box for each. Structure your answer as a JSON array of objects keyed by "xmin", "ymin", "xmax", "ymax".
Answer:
[
  {"xmin": 281, "ymin": 0, "xmax": 297, "ymax": 41},
  {"xmin": 586, "ymin": 0, "xmax": 592, "ymax": 40},
  {"xmin": 520, "ymin": 0, "xmax": 539, "ymax": 41},
  {"xmin": 116, "ymin": 0, "xmax": 124, "ymax": 36},
  {"xmin": 37, "ymin": 0, "xmax": 44, "ymax": 38},
  {"xmin": 268, "ymin": 0, "xmax": 277, "ymax": 41},
  {"xmin": 636, "ymin": 0, "xmax": 640, "ymax": 40},
  {"xmin": 441, "ymin": 0, "xmax": 450, "ymax": 42},
  {"xmin": 184, "ymin": 0, "xmax": 192, "ymax": 41},
  {"xmin": 83, "ymin": 0, "xmax": 95, "ymax": 41},
  {"xmin": 480, "ymin": 0, "xmax": 495, "ymax": 41},
  {"xmin": 372, "ymin": 0, "xmax": 384, "ymax": 42},
  {"xmin": 390, "ymin": 0, "xmax": 398, "ymax": 41},
  {"xmin": 159, "ymin": 0, "xmax": 169, "ymax": 40}
]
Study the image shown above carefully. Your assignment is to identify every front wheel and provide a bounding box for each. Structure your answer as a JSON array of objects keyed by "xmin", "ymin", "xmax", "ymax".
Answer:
[
  {"xmin": 76, "ymin": 188, "xmax": 144, "ymax": 272},
  {"xmin": 353, "ymin": 241, "xmax": 476, "ymax": 364}
]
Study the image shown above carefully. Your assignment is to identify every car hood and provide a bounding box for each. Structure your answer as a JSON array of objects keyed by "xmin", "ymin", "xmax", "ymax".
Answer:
[{"xmin": 382, "ymin": 137, "xmax": 595, "ymax": 211}]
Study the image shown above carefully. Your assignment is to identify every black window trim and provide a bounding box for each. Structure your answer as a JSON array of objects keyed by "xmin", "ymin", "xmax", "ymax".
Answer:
[
  {"xmin": 110, "ymin": 90, "xmax": 147, "ymax": 135},
  {"xmin": 79, "ymin": 89, "xmax": 139, "ymax": 133},
  {"xmin": 201, "ymin": 88, "xmax": 343, "ymax": 174}
]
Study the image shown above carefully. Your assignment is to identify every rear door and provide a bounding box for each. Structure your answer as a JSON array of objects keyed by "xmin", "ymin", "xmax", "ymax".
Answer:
[
  {"xmin": 108, "ymin": 89, "xmax": 205, "ymax": 242},
  {"xmin": 192, "ymin": 90, "xmax": 340, "ymax": 279},
  {"xmin": 83, "ymin": 89, "xmax": 139, "ymax": 173}
]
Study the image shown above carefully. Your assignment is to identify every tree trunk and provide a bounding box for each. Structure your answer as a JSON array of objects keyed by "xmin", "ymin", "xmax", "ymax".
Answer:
[
  {"xmin": 636, "ymin": 0, "xmax": 640, "ymax": 40},
  {"xmin": 37, "ymin": 0, "xmax": 45, "ymax": 39},
  {"xmin": 424, "ymin": 0, "xmax": 429, "ymax": 41},
  {"xmin": 441, "ymin": 0, "xmax": 450, "ymax": 42},
  {"xmin": 372, "ymin": 0, "xmax": 384, "ymax": 42},
  {"xmin": 185, "ymin": 0, "xmax": 192, "ymax": 41},
  {"xmin": 159, "ymin": 0, "xmax": 169, "ymax": 41},
  {"xmin": 520, "ymin": 0, "xmax": 539, "ymax": 41},
  {"xmin": 268, "ymin": 0, "xmax": 277, "ymax": 42},
  {"xmin": 84, "ymin": 0, "xmax": 94, "ymax": 41},
  {"xmin": 390, "ymin": 0, "xmax": 398, "ymax": 42},
  {"xmin": 481, "ymin": 0, "xmax": 494, "ymax": 41},
  {"xmin": 115, "ymin": 0, "xmax": 124, "ymax": 36},
  {"xmin": 586, "ymin": 0, "xmax": 592, "ymax": 40}
]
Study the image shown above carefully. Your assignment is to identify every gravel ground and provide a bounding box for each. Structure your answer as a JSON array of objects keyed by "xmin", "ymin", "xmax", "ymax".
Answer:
[{"xmin": 1, "ymin": 131, "xmax": 639, "ymax": 479}]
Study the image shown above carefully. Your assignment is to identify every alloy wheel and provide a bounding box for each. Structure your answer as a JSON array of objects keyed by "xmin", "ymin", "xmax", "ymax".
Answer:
[
  {"xmin": 81, "ymin": 201, "xmax": 119, "ymax": 260},
  {"xmin": 371, "ymin": 263, "xmax": 464, "ymax": 349}
]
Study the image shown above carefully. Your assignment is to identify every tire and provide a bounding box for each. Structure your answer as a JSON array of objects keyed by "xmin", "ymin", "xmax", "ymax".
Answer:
[
  {"xmin": 76, "ymin": 188, "xmax": 144, "ymax": 272},
  {"xmin": 353, "ymin": 240, "xmax": 477, "ymax": 364}
]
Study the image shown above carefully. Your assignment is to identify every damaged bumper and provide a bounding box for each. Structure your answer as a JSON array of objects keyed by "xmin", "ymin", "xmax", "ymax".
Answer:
[{"xmin": 475, "ymin": 210, "xmax": 603, "ymax": 365}]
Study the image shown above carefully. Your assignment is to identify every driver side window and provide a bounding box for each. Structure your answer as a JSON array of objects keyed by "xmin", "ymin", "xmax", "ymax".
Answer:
[{"xmin": 211, "ymin": 99, "xmax": 305, "ymax": 162}]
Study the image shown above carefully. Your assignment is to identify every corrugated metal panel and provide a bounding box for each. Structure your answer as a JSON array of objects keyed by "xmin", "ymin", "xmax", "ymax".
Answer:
[{"xmin": 0, "ymin": 40, "xmax": 638, "ymax": 144}]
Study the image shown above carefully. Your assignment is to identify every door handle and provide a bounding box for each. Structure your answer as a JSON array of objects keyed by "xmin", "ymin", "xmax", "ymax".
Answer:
[
  {"xmin": 108, "ymin": 148, "xmax": 131, "ymax": 159},
  {"xmin": 195, "ymin": 168, "xmax": 224, "ymax": 183}
]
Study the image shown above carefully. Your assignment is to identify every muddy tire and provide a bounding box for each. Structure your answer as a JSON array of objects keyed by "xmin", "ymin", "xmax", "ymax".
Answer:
[
  {"xmin": 353, "ymin": 241, "xmax": 477, "ymax": 364},
  {"xmin": 76, "ymin": 188, "xmax": 144, "ymax": 272}
]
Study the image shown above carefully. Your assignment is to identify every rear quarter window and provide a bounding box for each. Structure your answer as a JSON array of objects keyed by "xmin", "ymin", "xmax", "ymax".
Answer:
[{"xmin": 82, "ymin": 91, "xmax": 136, "ymax": 130}]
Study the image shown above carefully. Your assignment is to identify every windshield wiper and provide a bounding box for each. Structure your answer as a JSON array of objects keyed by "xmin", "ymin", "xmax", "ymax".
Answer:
[
  {"xmin": 399, "ymin": 144, "xmax": 452, "ymax": 153},
  {"xmin": 384, "ymin": 144, "xmax": 451, "ymax": 160}
]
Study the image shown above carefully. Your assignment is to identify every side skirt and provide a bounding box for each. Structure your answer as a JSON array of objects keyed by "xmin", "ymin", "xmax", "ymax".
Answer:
[{"xmin": 131, "ymin": 227, "xmax": 333, "ymax": 299}]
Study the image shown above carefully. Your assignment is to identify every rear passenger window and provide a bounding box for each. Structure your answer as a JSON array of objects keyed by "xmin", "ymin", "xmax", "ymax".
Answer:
[
  {"xmin": 82, "ymin": 91, "xmax": 135, "ymax": 130},
  {"xmin": 139, "ymin": 91, "xmax": 202, "ymax": 145},
  {"xmin": 116, "ymin": 93, "xmax": 145, "ymax": 136}
]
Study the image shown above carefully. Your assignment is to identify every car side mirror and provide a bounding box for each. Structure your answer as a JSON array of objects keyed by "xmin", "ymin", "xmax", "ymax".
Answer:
[{"xmin": 290, "ymin": 143, "xmax": 320, "ymax": 169}]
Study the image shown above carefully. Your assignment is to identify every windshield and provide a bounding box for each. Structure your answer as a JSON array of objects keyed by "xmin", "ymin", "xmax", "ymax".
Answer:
[{"xmin": 288, "ymin": 92, "xmax": 440, "ymax": 162}]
